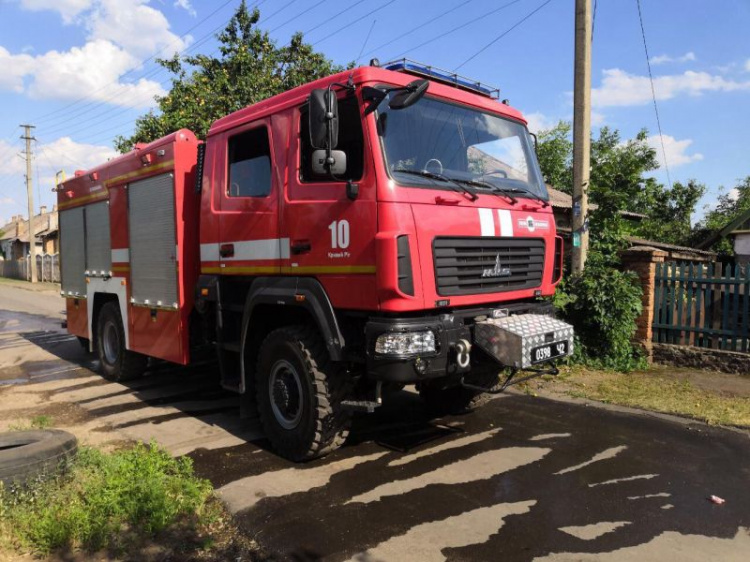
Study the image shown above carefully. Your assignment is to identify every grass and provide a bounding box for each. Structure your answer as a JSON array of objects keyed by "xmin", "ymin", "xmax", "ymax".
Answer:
[
  {"xmin": 524, "ymin": 366, "xmax": 750, "ymax": 427},
  {"xmin": 8, "ymin": 415, "xmax": 53, "ymax": 431},
  {"xmin": 0, "ymin": 441, "xmax": 219, "ymax": 557}
]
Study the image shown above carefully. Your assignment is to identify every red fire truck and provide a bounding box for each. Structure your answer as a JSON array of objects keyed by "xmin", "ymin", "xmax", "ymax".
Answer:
[{"xmin": 58, "ymin": 60, "xmax": 573, "ymax": 461}]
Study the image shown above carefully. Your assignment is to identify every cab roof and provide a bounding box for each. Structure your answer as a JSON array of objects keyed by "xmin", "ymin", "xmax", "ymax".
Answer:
[{"xmin": 208, "ymin": 65, "xmax": 527, "ymax": 137}]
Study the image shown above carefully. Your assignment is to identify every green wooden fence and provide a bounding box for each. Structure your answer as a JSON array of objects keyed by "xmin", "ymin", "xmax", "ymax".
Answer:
[{"xmin": 653, "ymin": 262, "xmax": 750, "ymax": 352}]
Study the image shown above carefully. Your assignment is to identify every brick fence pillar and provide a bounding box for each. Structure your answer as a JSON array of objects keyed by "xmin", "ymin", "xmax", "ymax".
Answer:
[{"xmin": 620, "ymin": 246, "xmax": 668, "ymax": 363}]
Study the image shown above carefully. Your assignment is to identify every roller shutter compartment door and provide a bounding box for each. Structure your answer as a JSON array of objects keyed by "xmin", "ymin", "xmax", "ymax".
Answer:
[
  {"xmin": 128, "ymin": 173, "xmax": 178, "ymax": 308},
  {"xmin": 59, "ymin": 207, "xmax": 86, "ymax": 297},
  {"xmin": 84, "ymin": 202, "xmax": 111, "ymax": 276}
]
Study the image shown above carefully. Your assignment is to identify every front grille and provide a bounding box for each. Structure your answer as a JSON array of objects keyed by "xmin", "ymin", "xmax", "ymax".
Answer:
[{"xmin": 433, "ymin": 237, "xmax": 545, "ymax": 296}]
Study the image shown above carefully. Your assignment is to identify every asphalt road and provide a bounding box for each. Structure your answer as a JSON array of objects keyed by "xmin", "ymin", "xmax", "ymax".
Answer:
[{"xmin": 0, "ymin": 283, "xmax": 749, "ymax": 561}]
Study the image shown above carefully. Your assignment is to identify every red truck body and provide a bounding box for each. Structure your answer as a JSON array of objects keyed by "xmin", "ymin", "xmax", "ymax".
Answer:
[{"xmin": 58, "ymin": 61, "xmax": 571, "ymax": 460}]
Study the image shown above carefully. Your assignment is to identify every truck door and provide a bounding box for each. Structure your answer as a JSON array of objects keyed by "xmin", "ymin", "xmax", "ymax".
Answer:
[
  {"xmin": 216, "ymin": 120, "xmax": 282, "ymax": 273},
  {"xmin": 282, "ymin": 93, "xmax": 377, "ymax": 310}
]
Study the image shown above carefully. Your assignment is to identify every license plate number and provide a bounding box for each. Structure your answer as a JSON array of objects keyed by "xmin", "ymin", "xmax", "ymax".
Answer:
[{"xmin": 531, "ymin": 341, "xmax": 568, "ymax": 364}]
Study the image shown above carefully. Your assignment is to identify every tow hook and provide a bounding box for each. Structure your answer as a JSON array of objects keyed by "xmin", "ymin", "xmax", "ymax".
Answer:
[{"xmin": 454, "ymin": 339, "xmax": 472, "ymax": 369}]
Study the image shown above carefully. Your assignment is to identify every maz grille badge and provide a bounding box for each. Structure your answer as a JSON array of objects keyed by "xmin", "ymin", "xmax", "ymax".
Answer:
[{"xmin": 481, "ymin": 254, "xmax": 512, "ymax": 278}]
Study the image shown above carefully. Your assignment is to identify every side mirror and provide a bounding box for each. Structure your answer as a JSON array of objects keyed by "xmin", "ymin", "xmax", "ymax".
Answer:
[
  {"xmin": 309, "ymin": 89, "xmax": 339, "ymax": 149},
  {"xmin": 312, "ymin": 149, "xmax": 347, "ymax": 176},
  {"xmin": 388, "ymin": 79, "xmax": 429, "ymax": 110}
]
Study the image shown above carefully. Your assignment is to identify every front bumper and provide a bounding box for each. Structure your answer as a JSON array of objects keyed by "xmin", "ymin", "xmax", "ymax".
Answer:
[{"xmin": 364, "ymin": 300, "xmax": 567, "ymax": 383}]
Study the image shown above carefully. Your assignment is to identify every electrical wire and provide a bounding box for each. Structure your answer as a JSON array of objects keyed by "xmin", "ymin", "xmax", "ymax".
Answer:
[
  {"xmin": 387, "ymin": 0, "xmax": 525, "ymax": 61},
  {"xmin": 356, "ymin": 19, "xmax": 377, "ymax": 63},
  {"xmin": 357, "ymin": 0, "xmax": 476, "ymax": 64},
  {"xmin": 454, "ymin": 0, "xmax": 556, "ymax": 71},
  {"xmin": 32, "ymin": 0, "xmax": 247, "ymax": 125},
  {"xmin": 635, "ymin": 0, "xmax": 672, "ymax": 189}
]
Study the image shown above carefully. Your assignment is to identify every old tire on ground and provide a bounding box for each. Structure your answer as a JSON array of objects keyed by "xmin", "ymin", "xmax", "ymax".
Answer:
[
  {"xmin": 96, "ymin": 301, "xmax": 148, "ymax": 382},
  {"xmin": 0, "ymin": 430, "xmax": 78, "ymax": 486},
  {"xmin": 419, "ymin": 366, "xmax": 502, "ymax": 414},
  {"xmin": 255, "ymin": 325, "xmax": 352, "ymax": 462}
]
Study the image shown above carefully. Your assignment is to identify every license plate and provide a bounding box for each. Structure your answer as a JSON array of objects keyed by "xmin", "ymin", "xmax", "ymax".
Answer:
[{"xmin": 531, "ymin": 341, "xmax": 569, "ymax": 364}]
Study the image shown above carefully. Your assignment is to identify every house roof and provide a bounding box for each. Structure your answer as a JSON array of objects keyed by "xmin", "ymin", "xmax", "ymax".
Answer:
[
  {"xmin": 695, "ymin": 207, "xmax": 750, "ymax": 250},
  {"xmin": 626, "ymin": 236, "xmax": 716, "ymax": 259},
  {"xmin": 546, "ymin": 186, "xmax": 647, "ymax": 220}
]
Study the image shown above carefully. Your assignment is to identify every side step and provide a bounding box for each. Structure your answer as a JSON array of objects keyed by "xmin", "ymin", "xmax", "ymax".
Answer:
[{"xmin": 341, "ymin": 400, "xmax": 381, "ymax": 414}]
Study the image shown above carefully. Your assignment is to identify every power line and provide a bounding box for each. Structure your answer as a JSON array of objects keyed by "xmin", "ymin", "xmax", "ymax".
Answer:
[
  {"xmin": 32, "ymin": 0, "xmax": 246, "ymax": 125},
  {"xmin": 454, "ymin": 0, "xmax": 556, "ymax": 71},
  {"xmin": 312, "ymin": 1, "xmax": 397, "ymax": 46},
  {"xmin": 592, "ymin": 0, "xmax": 598, "ymax": 42},
  {"xmin": 356, "ymin": 20, "xmax": 377, "ymax": 62},
  {"xmin": 635, "ymin": 0, "xmax": 672, "ymax": 189},
  {"xmin": 357, "ymin": 0, "xmax": 476, "ymax": 64},
  {"xmin": 387, "ymin": 0, "xmax": 526, "ymax": 61}
]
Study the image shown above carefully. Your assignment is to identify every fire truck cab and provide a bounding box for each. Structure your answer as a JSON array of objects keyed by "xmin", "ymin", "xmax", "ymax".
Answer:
[{"xmin": 58, "ymin": 60, "xmax": 573, "ymax": 461}]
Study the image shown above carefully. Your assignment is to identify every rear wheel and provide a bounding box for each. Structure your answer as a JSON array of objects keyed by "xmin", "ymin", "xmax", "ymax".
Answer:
[
  {"xmin": 255, "ymin": 325, "xmax": 352, "ymax": 462},
  {"xmin": 96, "ymin": 301, "xmax": 147, "ymax": 382}
]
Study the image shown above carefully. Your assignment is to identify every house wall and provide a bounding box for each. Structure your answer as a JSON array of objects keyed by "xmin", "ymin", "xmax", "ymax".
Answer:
[{"xmin": 734, "ymin": 233, "xmax": 750, "ymax": 264}]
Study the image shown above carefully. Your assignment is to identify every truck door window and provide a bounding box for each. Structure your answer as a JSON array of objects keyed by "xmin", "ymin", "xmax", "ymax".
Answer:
[
  {"xmin": 228, "ymin": 126, "xmax": 272, "ymax": 197},
  {"xmin": 300, "ymin": 96, "xmax": 364, "ymax": 182}
]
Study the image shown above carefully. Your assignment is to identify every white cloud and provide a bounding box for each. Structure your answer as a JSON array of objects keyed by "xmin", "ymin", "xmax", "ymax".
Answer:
[
  {"xmin": 745, "ymin": 59, "xmax": 750, "ymax": 72},
  {"xmin": 0, "ymin": 197, "xmax": 16, "ymax": 206},
  {"xmin": 25, "ymin": 40, "xmax": 166, "ymax": 107},
  {"xmin": 646, "ymin": 134, "xmax": 703, "ymax": 168},
  {"xmin": 87, "ymin": 0, "xmax": 190, "ymax": 59},
  {"xmin": 591, "ymin": 110, "xmax": 606, "ymax": 126},
  {"xmin": 38, "ymin": 137, "xmax": 118, "ymax": 172},
  {"xmin": 649, "ymin": 52, "xmax": 696, "ymax": 65},
  {"xmin": 19, "ymin": 0, "xmax": 94, "ymax": 23},
  {"xmin": 1, "ymin": 0, "xmax": 188, "ymax": 107},
  {"xmin": 524, "ymin": 112, "xmax": 556, "ymax": 133},
  {"xmin": 174, "ymin": 0, "xmax": 196, "ymax": 17},
  {"xmin": 592, "ymin": 68, "xmax": 750, "ymax": 107}
]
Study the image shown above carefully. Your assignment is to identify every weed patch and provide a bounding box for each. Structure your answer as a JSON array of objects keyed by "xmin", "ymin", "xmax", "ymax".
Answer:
[{"xmin": 0, "ymin": 441, "xmax": 215, "ymax": 556}]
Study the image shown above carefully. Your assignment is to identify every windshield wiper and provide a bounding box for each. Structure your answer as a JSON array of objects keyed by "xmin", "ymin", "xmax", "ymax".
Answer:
[
  {"xmin": 491, "ymin": 185, "xmax": 549, "ymax": 207},
  {"xmin": 393, "ymin": 168, "xmax": 478, "ymax": 201},
  {"xmin": 451, "ymin": 178, "xmax": 518, "ymax": 205}
]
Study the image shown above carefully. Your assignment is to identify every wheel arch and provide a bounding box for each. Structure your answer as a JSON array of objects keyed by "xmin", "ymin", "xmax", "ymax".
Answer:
[{"xmin": 238, "ymin": 277, "xmax": 345, "ymax": 394}]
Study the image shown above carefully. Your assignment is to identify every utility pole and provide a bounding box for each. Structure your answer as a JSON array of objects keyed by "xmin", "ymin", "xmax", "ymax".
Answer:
[
  {"xmin": 21, "ymin": 124, "xmax": 37, "ymax": 283},
  {"xmin": 571, "ymin": 0, "xmax": 591, "ymax": 273}
]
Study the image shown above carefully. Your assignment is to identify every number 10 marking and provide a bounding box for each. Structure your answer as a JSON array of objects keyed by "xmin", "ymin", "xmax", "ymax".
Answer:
[{"xmin": 329, "ymin": 220, "xmax": 350, "ymax": 249}]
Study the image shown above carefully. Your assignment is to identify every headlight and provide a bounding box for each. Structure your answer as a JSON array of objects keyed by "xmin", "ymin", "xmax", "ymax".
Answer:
[{"xmin": 375, "ymin": 330, "xmax": 436, "ymax": 355}]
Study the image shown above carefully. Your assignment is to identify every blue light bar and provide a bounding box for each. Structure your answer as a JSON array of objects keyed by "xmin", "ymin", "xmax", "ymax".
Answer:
[{"xmin": 383, "ymin": 59, "xmax": 500, "ymax": 99}]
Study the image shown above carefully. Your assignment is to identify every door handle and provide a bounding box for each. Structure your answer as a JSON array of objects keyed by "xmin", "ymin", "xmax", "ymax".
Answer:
[
  {"xmin": 219, "ymin": 243, "xmax": 235, "ymax": 258},
  {"xmin": 291, "ymin": 241, "xmax": 311, "ymax": 254}
]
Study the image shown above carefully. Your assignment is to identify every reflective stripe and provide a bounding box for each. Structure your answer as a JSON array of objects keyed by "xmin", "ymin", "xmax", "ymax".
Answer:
[
  {"xmin": 498, "ymin": 209, "xmax": 514, "ymax": 237},
  {"xmin": 478, "ymin": 208, "xmax": 495, "ymax": 236},
  {"xmin": 200, "ymin": 238, "xmax": 291, "ymax": 262},
  {"xmin": 111, "ymin": 248, "xmax": 129, "ymax": 262}
]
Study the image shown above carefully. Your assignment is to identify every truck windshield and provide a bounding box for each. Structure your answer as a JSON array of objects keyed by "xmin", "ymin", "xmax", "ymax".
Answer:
[{"xmin": 378, "ymin": 96, "xmax": 548, "ymax": 199}]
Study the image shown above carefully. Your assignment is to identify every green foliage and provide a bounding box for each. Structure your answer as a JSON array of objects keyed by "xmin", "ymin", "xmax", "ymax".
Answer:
[
  {"xmin": 8, "ymin": 415, "xmax": 53, "ymax": 431},
  {"xmin": 536, "ymin": 120, "xmax": 572, "ymax": 191},
  {"xmin": 0, "ymin": 442, "xmax": 212, "ymax": 555},
  {"xmin": 116, "ymin": 0, "xmax": 346, "ymax": 151},
  {"xmin": 536, "ymin": 122, "xmax": 705, "ymax": 249},
  {"xmin": 556, "ymin": 265, "xmax": 645, "ymax": 372},
  {"xmin": 694, "ymin": 176, "xmax": 750, "ymax": 257}
]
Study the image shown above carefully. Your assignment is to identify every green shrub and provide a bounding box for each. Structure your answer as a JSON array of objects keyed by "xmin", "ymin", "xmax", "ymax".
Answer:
[
  {"xmin": 0, "ymin": 441, "xmax": 213, "ymax": 555},
  {"xmin": 556, "ymin": 264, "xmax": 645, "ymax": 372}
]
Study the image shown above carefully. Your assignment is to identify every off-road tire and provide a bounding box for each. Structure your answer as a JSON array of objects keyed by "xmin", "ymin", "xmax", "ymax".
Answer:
[
  {"xmin": 255, "ymin": 325, "xmax": 352, "ymax": 462},
  {"xmin": 0, "ymin": 430, "xmax": 78, "ymax": 486},
  {"xmin": 419, "ymin": 366, "xmax": 502, "ymax": 414},
  {"xmin": 96, "ymin": 301, "xmax": 148, "ymax": 382}
]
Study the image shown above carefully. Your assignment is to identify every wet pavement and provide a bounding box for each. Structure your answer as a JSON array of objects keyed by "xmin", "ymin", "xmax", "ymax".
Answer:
[{"xmin": 0, "ymin": 283, "xmax": 749, "ymax": 561}]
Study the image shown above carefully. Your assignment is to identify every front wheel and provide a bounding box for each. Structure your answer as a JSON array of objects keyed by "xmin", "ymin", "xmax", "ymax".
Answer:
[
  {"xmin": 96, "ymin": 301, "xmax": 147, "ymax": 382},
  {"xmin": 255, "ymin": 326, "xmax": 352, "ymax": 462}
]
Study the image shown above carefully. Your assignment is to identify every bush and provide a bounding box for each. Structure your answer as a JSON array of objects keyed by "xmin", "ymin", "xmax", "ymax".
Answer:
[
  {"xmin": 555, "ymin": 264, "xmax": 645, "ymax": 372},
  {"xmin": 0, "ymin": 441, "xmax": 213, "ymax": 555}
]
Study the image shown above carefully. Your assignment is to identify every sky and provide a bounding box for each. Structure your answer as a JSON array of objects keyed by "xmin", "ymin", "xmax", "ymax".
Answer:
[{"xmin": 1, "ymin": 0, "xmax": 749, "ymax": 228}]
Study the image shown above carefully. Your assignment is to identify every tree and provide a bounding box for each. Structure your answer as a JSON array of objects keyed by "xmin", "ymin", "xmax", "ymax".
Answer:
[
  {"xmin": 693, "ymin": 176, "xmax": 750, "ymax": 256},
  {"xmin": 115, "ymin": 1, "xmax": 346, "ymax": 152},
  {"xmin": 536, "ymin": 122, "xmax": 704, "ymax": 255}
]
